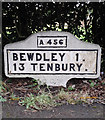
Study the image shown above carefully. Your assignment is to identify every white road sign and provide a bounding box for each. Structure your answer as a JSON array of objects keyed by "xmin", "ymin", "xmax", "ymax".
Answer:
[{"xmin": 4, "ymin": 31, "xmax": 101, "ymax": 87}]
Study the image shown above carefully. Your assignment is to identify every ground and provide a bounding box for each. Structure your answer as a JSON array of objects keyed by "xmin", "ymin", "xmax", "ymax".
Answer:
[
  {"xmin": 1, "ymin": 75, "xmax": 105, "ymax": 119},
  {"xmin": 2, "ymin": 100, "xmax": 105, "ymax": 118}
]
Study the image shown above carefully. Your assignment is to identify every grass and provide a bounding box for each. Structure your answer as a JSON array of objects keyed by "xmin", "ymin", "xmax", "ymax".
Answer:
[
  {"xmin": 19, "ymin": 88, "xmax": 92, "ymax": 110},
  {"xmin": 0, "ymin": 81, "xmax": 7, "ymax": 102},
  {"xmin": 19, "ymin": 91, "xmax": 57, "ymax": 110},
  {"xmin": 0, "ymin": 95, "xmax": 7, "ymax": 102},
  {"xmin": 1, "ymin": 78, "xmax": 104, "ymax": 110},
  {"xmin": 9, "ymin": 93, "xmax": 20, "ymax": 101}
]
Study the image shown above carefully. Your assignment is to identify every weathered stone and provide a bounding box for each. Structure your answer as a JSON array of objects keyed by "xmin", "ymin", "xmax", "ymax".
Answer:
[{"xmin": 4, "ymin": 31, "xmax": 101, "ymax": 87}]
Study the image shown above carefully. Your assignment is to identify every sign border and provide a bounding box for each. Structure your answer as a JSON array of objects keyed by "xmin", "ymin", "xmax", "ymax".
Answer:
[
  {"xmin": 6, "ymin": 49, "xmax": 98, "ymax": 75},
  {"xmin": 37, "ymin": 36, "xmax": 67, "ymax": 48}
]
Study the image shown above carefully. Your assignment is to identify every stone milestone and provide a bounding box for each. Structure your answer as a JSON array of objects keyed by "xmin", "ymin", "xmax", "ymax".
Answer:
[{"xmin": 4, "ymin": 31, "xmax": 101, "ymax": 87}]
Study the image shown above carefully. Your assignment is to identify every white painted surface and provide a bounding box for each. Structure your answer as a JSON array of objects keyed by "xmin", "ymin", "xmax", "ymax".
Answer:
[
  {"xmin": 4, "ymin": 31, "xmax": 101, "ymax": 87},
  {"xmin": 7, "ymin": 50, "xmax": 97, "ymax": 74},
  {"xmin": 37, "ymin": 36, "xmax": 67, "ymax": 47}
]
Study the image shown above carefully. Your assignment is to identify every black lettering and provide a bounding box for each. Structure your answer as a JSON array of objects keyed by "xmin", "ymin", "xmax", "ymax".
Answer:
[
  {"xmin": 53, "ymin": 39, "xmax": 57, "ymax": 45},
  {"xmin": 13, "ymin": 63, "xmax": 16, "ymax": 71},
  {"xmin": 40, "ymin": 63, "xmax": 45, "ymax": 71},
  {"xmin": 36, "ymin": 53, "xmax": 42, "ymax": 61},
  {"xmin": 39, "ymin": 40, "xmax": 44, "ymax": 45},
  {"xmin": 51, "ymin": 53, "xmax": 57, "ymax": 61},
  {"xmin": 20, "ymin": 53, "xmax": 26, "ymax": 61},
  {"xmin": 44, "ymin": 53, "xmax": 50, "ymax": 61},
  {"xmin": 55, "ymin": 64, "xmax": 60, "ymax": 71},
  {"xmin": 47, "ymin": 63, "xmax": 53, "ymax": 71},
  {"xmin": 27, "ymin": 53, "xmax": 34, "ymax": 61},
  {"xmin": 76, "ymin": 63, "xmax": 82, "ymax": 71},
  {"xmin": 70, "ymin": 63, "xmax": 75, "ymax": 71},
  {"xmin": 59, "ymin": 53, "xmax": 65, "ymax": 61},
  {"xmin": 31, "ymin": 63, "xmax": 37, "ymax": 71},
  {"xmin": 76, "ymin": 53, "xmax": 79, "ymax": 61},
  {"xmin": 47, "ymin": 39, "xmax": 52, "ymax": 45},
  {"xmin": 19, "ymin": 63, "xmax": 25, "ymax": 71},
  {"xmin": 13, "ymin": 53, "xmax": 18, "ymax": 61},
  {"xmin": 62, "ymin": 64, "xmax": 68, "ymax": 71},
  {"xmin": 59, "ymin": 39, "xmax": 63, "ymax": 45}
]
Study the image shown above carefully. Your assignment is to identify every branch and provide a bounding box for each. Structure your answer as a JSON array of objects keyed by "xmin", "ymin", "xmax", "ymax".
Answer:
[
  {"xmin": 14, "ymin": 22, "xmax": 26, "ymax": 39},
  {"xmin": 2, "ymin": 31, "xmax": 11, "ymax": 41}
]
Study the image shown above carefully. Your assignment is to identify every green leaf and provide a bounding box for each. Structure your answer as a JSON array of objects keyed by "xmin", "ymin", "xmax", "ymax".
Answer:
[
  {"xmin": 0, "ymin": 96, "xmax": 7, "ymax": 102},
  {"xmin": 90, "ymin": 82, "xmax": 94, "ymax": 87}
]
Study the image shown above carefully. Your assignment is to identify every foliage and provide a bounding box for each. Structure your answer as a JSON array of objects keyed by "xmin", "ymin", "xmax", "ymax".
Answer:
[
  {"xmin": 57, "ymin": 88, "xmax": 70, "ymax": 100},
  {"xmin": 2, "ymin": 2, "xmax": 105, "ymax": 71},
  {"xmin": 25, "ymin": 79, "xmax": 38, "ymax": 88},
  {"xmin": 90, "ymin": 82, "xmax": 95, "ymax": 87},
  {"xmin": 68, "ymin": 85, "xmax": 75, "ymax": 91},
  {"xmin": 19, "ymin": 86, "xmax": 99, "ymax": 110},
  {"xmin": 19, "ymin": 93, "xmax": 41, "ymax": 110},
  {"xmin": 0, "ymin": 82, "xmax": 7, "ymax": 102},
  {"xmin": 89, "ymin": 80, "xmax": 95, "ymax": 87},
  {"xmin": 19, "ymin": 91, "xmax": 57, "ymax": 110},
  {"xmin": 9, "ymin": 92, "xmax": 19, "ymax": 101},
  {"xmin": 1, "ymin": 75, "xmax": 105, "ymax": 110},
  {"xmin": 0, "ymin": 95, "xmax": 6, "ymax": 102}
]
